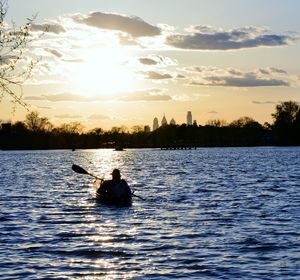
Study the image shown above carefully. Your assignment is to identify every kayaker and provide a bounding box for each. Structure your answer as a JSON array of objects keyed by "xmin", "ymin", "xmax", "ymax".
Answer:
[{"xmin": 96, "ymin": 169, "xmax": 131, "ymax": 202}]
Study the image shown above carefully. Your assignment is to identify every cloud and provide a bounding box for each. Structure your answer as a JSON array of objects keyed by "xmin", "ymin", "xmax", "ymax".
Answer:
[
  {"xmin": 138, "ymin": 55, "xmax": 177, "ymax": 66},
  {"xmin": 25, "ymin": 93, "xmax": 103, "ymax": 102},
  {"xmin": 88, "ymin": 114, "xmax": 109, "ymax": 120},
  {"xmin": 24, "ymin": 96, "xmax": 45, "ymax": 101},
  {"xmin": 31, "ymin": 23, "xmax": 66, "ymax": 34},
  {"xmin": 252, "ymin": 101, "xmax": 277, "ymax": 104},
  {"xmin": 43, "ymin": 48, "xmax": 84, "ymax": 63},
  {"xmin": 208, "ymin": 110, "xmax": 218, "ymax": 114},
  {"xmin": 143, "ymin": 71, "xmax": 173, "ymax": 80},
  {"xmin": 269, "ymin": 67, "xmax": 287, "ymax": 74},
  {"xmin": 227, "ymin": 68, "xmax": 244, "ymax": 76},
  {"xmin": 172, "ymin": 94, "xmax": 198, "ymax": 101},
  {"xmin": 257, "ymin": 68, "xmax": 270, "ymax": 75},
  {"xmin": 120, "ymin": 89, "xmax": 172, "ymax": 101},
  {"xmin": 186, "ymin": 66, "xmax": 220, "ymax": 73},
  {"xmin": 72, "ymin": 12, "xmax": 161, "ymax": 37},
  {"xmin": 185, "ymin": 66, "xmax": 290, "ymax": 87},
  {"xmin": 257, "ymin": 67, "xmax": 287, "ymax": 75},
  {"xmin": 166, "ymin": 25, "xmax": 297, "ymax": 50},
  {"xmin": 191, "ymin": 76, "xmax": 289, "ymax": 87},
  {"xmin": 24, "ymin": 89, "xmax": 171, "ymax": 103},
  {"xmin": 139, "ymin": 58, "xmax": 158, "ymax": 65},
  {"xmin": 62, "ymin": 58, "xmax": 84, "ymax": 63},
  {"xmin": 118, "ymin": 34, "xmax": 139, "ymax": 45},
  {"xmin": 55, "ymin": 114, "xmax": 82, "ymax": 119},
  {"xmin": 36, "ymin": 105, "xmax": 53, "ymax": 110},
  {"xmin": 44, "ymin": 48, "xmax": 63, "ymax": 58},
  {"xmin": 252, "ymin": 100, "xmax": 300, "ymax": 105}
]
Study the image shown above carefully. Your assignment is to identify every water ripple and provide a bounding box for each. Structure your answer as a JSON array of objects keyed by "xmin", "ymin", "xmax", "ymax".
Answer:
[{"xmin": 0, "ymin": 147, "xmax": 300, "ymax": 279}]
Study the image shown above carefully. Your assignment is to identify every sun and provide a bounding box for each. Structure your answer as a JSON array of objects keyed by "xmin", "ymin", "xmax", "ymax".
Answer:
[{"xmin": 69, "ymin": 47, "xmax": 134, "ymax": 95}]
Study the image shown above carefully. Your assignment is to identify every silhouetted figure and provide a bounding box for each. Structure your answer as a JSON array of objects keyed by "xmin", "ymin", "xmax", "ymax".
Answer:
[{"xmin": 96, "ymin": 169, "xmax": 132, "ymax": 205}]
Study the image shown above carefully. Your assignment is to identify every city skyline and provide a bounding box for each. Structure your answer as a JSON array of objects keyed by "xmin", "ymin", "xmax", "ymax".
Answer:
[
  {"xmin": 1, "ymin": 0, "xmax": 300, "ymax": 129},
  {"xmin": 152, "ymin": 111, "xmax": 192, "ymax": 131}
]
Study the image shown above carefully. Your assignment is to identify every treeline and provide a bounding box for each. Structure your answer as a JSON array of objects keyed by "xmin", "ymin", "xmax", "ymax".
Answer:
[{"xmin": 0, "ymin": 101, "xmax": 299, "ymax": 150}]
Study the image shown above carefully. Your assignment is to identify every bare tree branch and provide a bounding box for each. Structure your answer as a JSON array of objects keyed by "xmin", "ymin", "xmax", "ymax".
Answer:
[{"xmin": 0, "ymin": 0, "xmax": 38, "ymax": 111}]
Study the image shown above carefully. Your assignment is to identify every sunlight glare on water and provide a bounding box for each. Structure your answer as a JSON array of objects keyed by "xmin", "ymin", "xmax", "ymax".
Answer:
[{"xmin": 0, "ymin": 147, "xmax": 300, "ymax": 279}]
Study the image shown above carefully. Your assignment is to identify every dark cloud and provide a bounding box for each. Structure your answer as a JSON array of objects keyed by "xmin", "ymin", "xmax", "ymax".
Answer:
[
  {"xmin": 72, "ymin": 12, "xmax": 160, "ymax": 37},
  {"xmin": 143, "ymin": 71, "xmax": 173, "ymax": 80},
  {"xmin": 176, "ymin": 74, "xmax": 186, "ymax": 79},
  {"xmin": 185, "ymin": 66, "xmax": 290, "ymax": 87},
  {"xmin": 166, "ymin": 26, "xmax": 296, "ymax": 50},
  {"xmin": 88, "ymin": 114, "xmax": 109, "ymax": 120},
  {"xmin": 139, "ymin": 58, "xmax": 158, "ymax": 65},
  {"xmin": 257, "ymin": 68, "xmax": 270, "ymax": 75},
  {"xmin": 269, "ymin": 67, "xmax": 287, "ymax": 74},
  {"xmin": 256, "ymin": 67, "xmax": 287, "ymax": 75},
  {"xmin": 227, "ymin": 69, "xmax": 244, "ymax": 76},
  {"xmin": 191, "ymin": 75, "xmax": 289, "ymax": 87},
  {"xmin": 31, "ymin": 23, "xmax": 66, "ymax": 34}
]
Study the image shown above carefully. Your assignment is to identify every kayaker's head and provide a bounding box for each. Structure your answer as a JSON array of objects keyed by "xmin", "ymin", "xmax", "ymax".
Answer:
[{"xmin": 111, "ymin": 169, "xmax": 121, "ymax": 181}]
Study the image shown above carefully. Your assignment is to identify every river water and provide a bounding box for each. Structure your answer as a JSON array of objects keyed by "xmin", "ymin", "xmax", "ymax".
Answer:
[{"xmin": 0, "ymin": 147, "xmax": 300, "ymax": 279}]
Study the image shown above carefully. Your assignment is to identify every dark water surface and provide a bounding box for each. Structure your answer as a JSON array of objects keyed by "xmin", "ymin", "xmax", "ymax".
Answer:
[{"xmin": 0, "ymin": 147, "xmax": 300, "ymax": 279}]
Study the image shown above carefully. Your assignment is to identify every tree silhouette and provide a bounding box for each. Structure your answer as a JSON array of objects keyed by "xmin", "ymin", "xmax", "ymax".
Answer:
[
  {"xmin": 206, "ymin": 119, "xmax": 227, "ymax": 127},
  {"xmin": 0, "ymin": 0, "xmax": 37, "ymax": 109},
  {"xmin": 24, "ymin": 111, "xmax": 53, "ymax": 132},
  {"xmin": 272, "ymin": 101, "xmax": 300, "ymax": 145},
  {"xmin": 1, "ymin": 103, "xmax": 300, "ymax": 149},
  {"xmin": 58, "ymin": 122, "xmax": 84, "ymax": 134}
]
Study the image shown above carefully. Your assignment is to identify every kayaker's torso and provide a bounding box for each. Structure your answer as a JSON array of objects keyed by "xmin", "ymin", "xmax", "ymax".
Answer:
[{"xmin": 97, "ymin": 179, "xmax": 131, "ymax": 203}]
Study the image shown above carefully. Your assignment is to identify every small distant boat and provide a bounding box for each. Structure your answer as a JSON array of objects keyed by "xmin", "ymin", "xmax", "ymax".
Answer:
[{"xmin": 114, "ymin": 146, "xmax": 124, "ymax": 151}]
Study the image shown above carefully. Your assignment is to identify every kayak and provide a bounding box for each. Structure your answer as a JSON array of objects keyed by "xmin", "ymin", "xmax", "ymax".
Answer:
[
  {"xmin": 96, "ymin": 193, "xmax": 132, "ymax": 206},
  {"xmin": 94, "ymin": 179, "xmax": 132, "ymax": 206}
]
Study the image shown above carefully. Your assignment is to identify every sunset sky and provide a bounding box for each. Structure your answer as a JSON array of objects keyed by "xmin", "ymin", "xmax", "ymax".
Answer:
[{"xmin": 1, "ymin": 0, "xmax": 300, "ymax": 130}]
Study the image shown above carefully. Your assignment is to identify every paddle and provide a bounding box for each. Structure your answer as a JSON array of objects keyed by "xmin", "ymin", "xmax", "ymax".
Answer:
[
  {"xmin": 72, "ymin": 164, "xmax": 145, "ymax": 201},
  {"xmin": 72, "ymin": 164, "xmax": 103, "ymax": 180},
  {"xmin": 131, "ymin": 193, "xmax": 146, "ymax": 201}
]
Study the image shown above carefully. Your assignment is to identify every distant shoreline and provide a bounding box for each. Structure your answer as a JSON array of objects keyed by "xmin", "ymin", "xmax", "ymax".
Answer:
[
  {"xmin": 1, "ymin": 145, "xmax": 299, "ymax": 152},
  {"xmin": 1, "ymin": 101, "xmax": 300, "ymax": 149}
]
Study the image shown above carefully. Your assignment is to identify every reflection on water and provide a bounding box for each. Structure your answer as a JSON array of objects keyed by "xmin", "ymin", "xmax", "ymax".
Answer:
[{"xmin": 0, "ymin": 147, "xmax": 300, "ymax": 279}]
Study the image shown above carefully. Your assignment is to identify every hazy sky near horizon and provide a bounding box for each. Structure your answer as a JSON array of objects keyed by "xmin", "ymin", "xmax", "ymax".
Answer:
[{"xmin": 2, "ymin": 0, "xmax": 300, "ymax": 129}]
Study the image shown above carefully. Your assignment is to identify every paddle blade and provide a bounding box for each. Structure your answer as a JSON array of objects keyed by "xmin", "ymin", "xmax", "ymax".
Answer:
[{"xmin": 72, "ymin": 164, "xmax": 89, "ymax": 175}]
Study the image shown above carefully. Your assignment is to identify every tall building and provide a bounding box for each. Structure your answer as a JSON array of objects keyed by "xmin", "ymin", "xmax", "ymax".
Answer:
[
  {"xmin": 153, "ymin": 117, "xmax": 159, "ymax": 131},
  {"xmin": 170, "ymin": 118, "xmax": 176, "ymax": 125},
  {"xmin": 161, "ymin": 115, "xmax": 168, "ymax": 126},
  {"xmin": 187, "ymin": 111, "xmax": 192, "ymax": 125}
]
